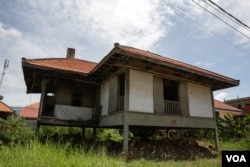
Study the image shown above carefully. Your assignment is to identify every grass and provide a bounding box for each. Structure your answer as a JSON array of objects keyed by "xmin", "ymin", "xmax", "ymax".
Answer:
[{"xmin": 0, "ymin": 139, "xmax": 249, "ymax": 167}]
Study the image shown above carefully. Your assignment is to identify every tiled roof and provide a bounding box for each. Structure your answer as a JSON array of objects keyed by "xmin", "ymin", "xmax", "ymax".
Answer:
[
  {"xmin": 25, "ymin": 58, "xmax": 97, "ymax": 74},
  {"xmin": 22, "ymin": 44, "xmax": 239, "ymax": 92},
  {"xmin": 117, "ymin": 45, "xmax": 236, "ymax": 83},
  {"xmin": 214, "ymin": 99, "xmax": 242, "ymax": 112},
  {"xmin": 0, "ymin": 101, "xmax": 14, "ymax": 113},
  {"xmin": 20, "ymin": 102, "xmax": 39, "ymax": 119}
]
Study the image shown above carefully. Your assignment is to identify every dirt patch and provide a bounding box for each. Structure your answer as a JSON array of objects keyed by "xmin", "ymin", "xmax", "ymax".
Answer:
[
  {"xmin": 126, "ymin": 138, "xmax": 217, "ymax": 160},
  {"xmin": 42, "ymin": 134, "xmax": 218, "ymax": 160}
]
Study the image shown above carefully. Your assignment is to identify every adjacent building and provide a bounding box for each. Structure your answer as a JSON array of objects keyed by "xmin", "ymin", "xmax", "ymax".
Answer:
[
  {"xmin": 0, "ymin": 101, "xmax": 14, "ymax": 119},
  {"xmin": 225, "ymin": 97, "xmax": 250, "ymax": 115},
  {"xmin": 214, "ymin": 99, "xmax": 242, "ymax": 118},
  {"xmin": 20, "ymin": 102, "xmax": 39, "ymax": 129}
]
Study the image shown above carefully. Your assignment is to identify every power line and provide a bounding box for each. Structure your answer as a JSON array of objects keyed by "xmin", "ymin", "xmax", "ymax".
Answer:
[
  {"xmin": 171, "ymin": 4, "xmax": 250, "ymax": 56},
  {"xmin": 207, "ymin": 0, "xmax": 250, "ymax": 30},
  {"xmin": 201, "ymin": 0, "xmax": 250, "ymax": 32},
  {"xmin": 192, "ymin": 0, "xmax": 250, "ymax": 40}
]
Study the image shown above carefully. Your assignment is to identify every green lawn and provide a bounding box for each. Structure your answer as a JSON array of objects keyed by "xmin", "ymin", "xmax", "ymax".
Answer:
[{"xmin": 0, "ymin": 139, "xmax": 249, "ymax": 167}]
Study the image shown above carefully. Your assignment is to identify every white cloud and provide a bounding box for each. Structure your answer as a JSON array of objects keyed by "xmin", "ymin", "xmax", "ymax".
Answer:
[
  {"xmin": 0, "ymin": 22, "xmax": 22, "ymax": 38},
  {"xmin": 0, "ymin": 0, "xmax": 176, "ymax": 106},
  {"xmin": 214, "ymin": 92, "xmax": 228, "ymax": 102},
  {"xmin": 75, "ymin": 0, "xmax": 175, "ymax": 49},
  {"xmin": 194, "ymin": 61, "xmax": 215, "ymax": 69}
]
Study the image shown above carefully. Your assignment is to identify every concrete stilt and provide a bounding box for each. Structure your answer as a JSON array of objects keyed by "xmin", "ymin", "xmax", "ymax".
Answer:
[
  {"xmin": 82, "ymin": 127, "xmax": 85, "ymax": 138},
  {"xmin": 214, "ymin": 128, "xmax": 219, "ymax": 151},
  {"xmin": 35, "ymin": 123, "xmax": 40, "ymax": 137},
  {"xmin": 93, "ymin": 127, "xmax": 97, "ymax": 142},
  {"xmin": 123, "ymin": 124, "xmax": 129, "ymax": 155}
]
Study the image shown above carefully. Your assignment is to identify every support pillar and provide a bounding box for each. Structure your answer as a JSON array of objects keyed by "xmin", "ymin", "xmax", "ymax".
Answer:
[
  {"xmin": 82, "ymin": 127, "xmax": 85, "ymax": 138},
  {"xmin": 35, "ymin": 122, "xmax": 40, "ymax": 137},
  {"xmin": 123, "ymin": 124, "xmax": 129, "ymax": 155},
  {"xmin": 123, "ymin": 111, "xmax": 129, "ymax": 155},
  {"xmin": 92, "ymin": 127, "xmax": 97, "ymax": 142},
  {"xmin": 214, "ymin": 127, "xmax": 219, "ymax": 151}
]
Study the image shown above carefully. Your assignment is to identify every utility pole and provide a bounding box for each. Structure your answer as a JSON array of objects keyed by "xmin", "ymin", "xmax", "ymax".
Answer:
[{"xmin": 0, "ymin": 59, "xmax": 9, "ymax": 100}]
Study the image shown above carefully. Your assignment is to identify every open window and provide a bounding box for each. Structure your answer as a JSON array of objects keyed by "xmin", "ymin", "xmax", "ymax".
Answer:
[
  {"xmin": 43, "ymin": 91, "xmax": 55, "ymax": 116},
  {"xmin": 72, "ymin": 93, "xmax": 82, "ymax": 107},
  {"xmin": 163, "ymin": 78, "xmax": 180, "ymax": 115},
  {"xmin": 163, "ymin": 79, "xmax": 179, "ymax": 101},
  {"xmin": 118, "ymin": 73, "xmax": 125, "ymax": 111}
]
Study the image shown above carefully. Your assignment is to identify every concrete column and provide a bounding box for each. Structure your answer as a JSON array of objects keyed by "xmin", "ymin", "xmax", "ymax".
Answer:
[
  {"xmin": 123, "ymin": 112, "xmax": 129, "ymax": 155},
  {"xmin": 35, "ymin": 123, "xmax": 40, "ymax": 137},
  {"xmin": 93, "ymin": 127, "xmax": 97, "ymax": 142},
  {"xmin": 214, "ymin": 128, "xmax": 219, "ymax": 151},
  {"xmin": 123, "ymin": 124, "xmax": 129, "ymax": 154},
  {"xmin": 82, "ymin": 127, "xmax": 85, "ymax": 138}
]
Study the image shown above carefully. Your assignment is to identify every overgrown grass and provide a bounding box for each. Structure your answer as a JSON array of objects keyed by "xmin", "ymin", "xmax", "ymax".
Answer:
[
  {"xmin": 0, "ymin": 140, "xmax": 125, "ymax": 167},
  {"xmin": 0, "ymin": 139, "xmax": 249, "ymax": 167}
]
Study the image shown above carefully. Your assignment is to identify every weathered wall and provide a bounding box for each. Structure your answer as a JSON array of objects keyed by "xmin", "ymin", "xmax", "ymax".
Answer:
[
  {"xmin": 187, "ymin": 82, "xmax": 213, "ymax": 118},
  {"xmin": 129, "ymin": 69, "xmax": 154, "ymax": 113},
  {"xmin": 54, "ymin": 105, "xmax": 92, "ymax": 120},
  {"xmin": 100, "ymin": 80, "xmax": 110, "ymax": 116},
  {"xmin": 215, "ymin": 109, "xmax": 240, "ymax": 118},
  {"xmin": 55, "ymin": 81, "xmax": 72, "ymax": 105},
  {"xmin": 54, "ymin": 80, "xmax": 97, "ymax": 108}
]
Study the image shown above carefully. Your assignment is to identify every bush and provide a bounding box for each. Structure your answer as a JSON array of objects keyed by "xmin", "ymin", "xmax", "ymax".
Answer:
[
  {"xmin": 217, "ymin": 114, "xmax": 250, "ymax": 138},
  {"xmin": 0, "ymin": 116, "xmax": 34, "ymax": 145},
  {"xmin": 97, "ymin": 129, "xmax": 123, "ymax": 142}
]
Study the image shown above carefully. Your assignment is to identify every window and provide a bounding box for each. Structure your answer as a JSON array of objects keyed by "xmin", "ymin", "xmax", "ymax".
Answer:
[
  {"xmin": 163, "ymin": 79, "xmax": 179, "ymax": 101},
  {"xmin": 215, "ymin": 111, "xmax": 220, "ymax": 119},
  {"xmin": 163, "ymin": 78, "xmax": 180, "ymax": 115},
  {"xmin": 118, "ymin": 73, "xmax": 125, "ymax": 111},
  {"xmin": 72, "ymin": 94, "xmax": 82, "ymax": 107},
  {"xmin": 43, "ymin": 91, "xmax": 55, "ymax": 116},
  {"xmin": 119, "ymin": 73, "xmax": 125, "ymax": 97}
]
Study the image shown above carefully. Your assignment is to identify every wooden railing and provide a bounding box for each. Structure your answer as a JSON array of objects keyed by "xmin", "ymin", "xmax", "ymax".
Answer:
[{"xmin": 165, "ymin": 100, "xmax": 181, "ymax": 115}]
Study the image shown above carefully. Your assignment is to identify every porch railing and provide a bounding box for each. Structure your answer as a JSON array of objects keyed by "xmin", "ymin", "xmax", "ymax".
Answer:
[{"xmin": 165, "ymin": 100, "xmax": 181, "ymax": 115}]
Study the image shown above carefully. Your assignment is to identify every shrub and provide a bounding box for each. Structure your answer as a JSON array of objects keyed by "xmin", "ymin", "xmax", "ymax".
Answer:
[
  {"xmin": 217, "ymin": 114, "xmax": 250, "ymax": 138},
  {"xmin": 0, "ymin": 116, "xmax": 34, "ymax": 144}
]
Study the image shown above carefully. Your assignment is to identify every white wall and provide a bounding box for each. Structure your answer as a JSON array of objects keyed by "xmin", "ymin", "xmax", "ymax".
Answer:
[
  {"xmin": 129, "ymin": 69, "xmax": 154, "ymax": 113},
  {"xmin": 188, "ymin": 82, "xmax": 213, "ymax": 118},
  {"xmin": 100, "ymin": 80, "xmax": 110, "ymax": 116}
]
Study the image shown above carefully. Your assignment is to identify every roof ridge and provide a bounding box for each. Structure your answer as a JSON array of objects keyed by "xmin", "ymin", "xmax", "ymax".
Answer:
[{"xmin": 22, "ymin": 57, "xmax": 98, "ymax": 64}]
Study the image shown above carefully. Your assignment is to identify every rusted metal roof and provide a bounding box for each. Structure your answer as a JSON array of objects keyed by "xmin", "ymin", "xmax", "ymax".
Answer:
[
  {"xmin": 20, "ymin": 102, "xmax": 39, "ymax": 119},
  {"xmin": 0, "ymin": 101, "xmax": 14, "ymax": 113}
]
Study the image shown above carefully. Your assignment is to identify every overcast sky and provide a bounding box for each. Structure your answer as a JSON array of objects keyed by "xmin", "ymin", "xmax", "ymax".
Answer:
[{"xmin": 0, "ymin": 0, "xmax": 249, "ymax": 107}]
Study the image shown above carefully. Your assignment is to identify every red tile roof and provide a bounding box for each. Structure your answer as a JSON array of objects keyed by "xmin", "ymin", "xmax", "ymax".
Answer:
[
  {"xmin": 214, "ymin": 99, "xmax": 242, "ymax": 112},
  {"xmin": 117, "ymin": 45, "xmax": 237, "ymax": 83},
  {"xmin": 20, "ymin": 102, "xmax": 39, "ymax": 119},
  {"xmin": 22, "ymin": 44, "xmax": 239, "ymax": 92},
  {"xmin": 0, "ymin": 101, "xmax": 14, "ymax": 113},
  {"xmin": 26, "ymin": 58, "xmax": 97, "ymax": 74}
]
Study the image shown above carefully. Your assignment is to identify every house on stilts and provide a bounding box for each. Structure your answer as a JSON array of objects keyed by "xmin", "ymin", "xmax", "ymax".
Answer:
[{"xmin": 22, "ymin": 43, "xmax": 239, "ymax": 153}]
